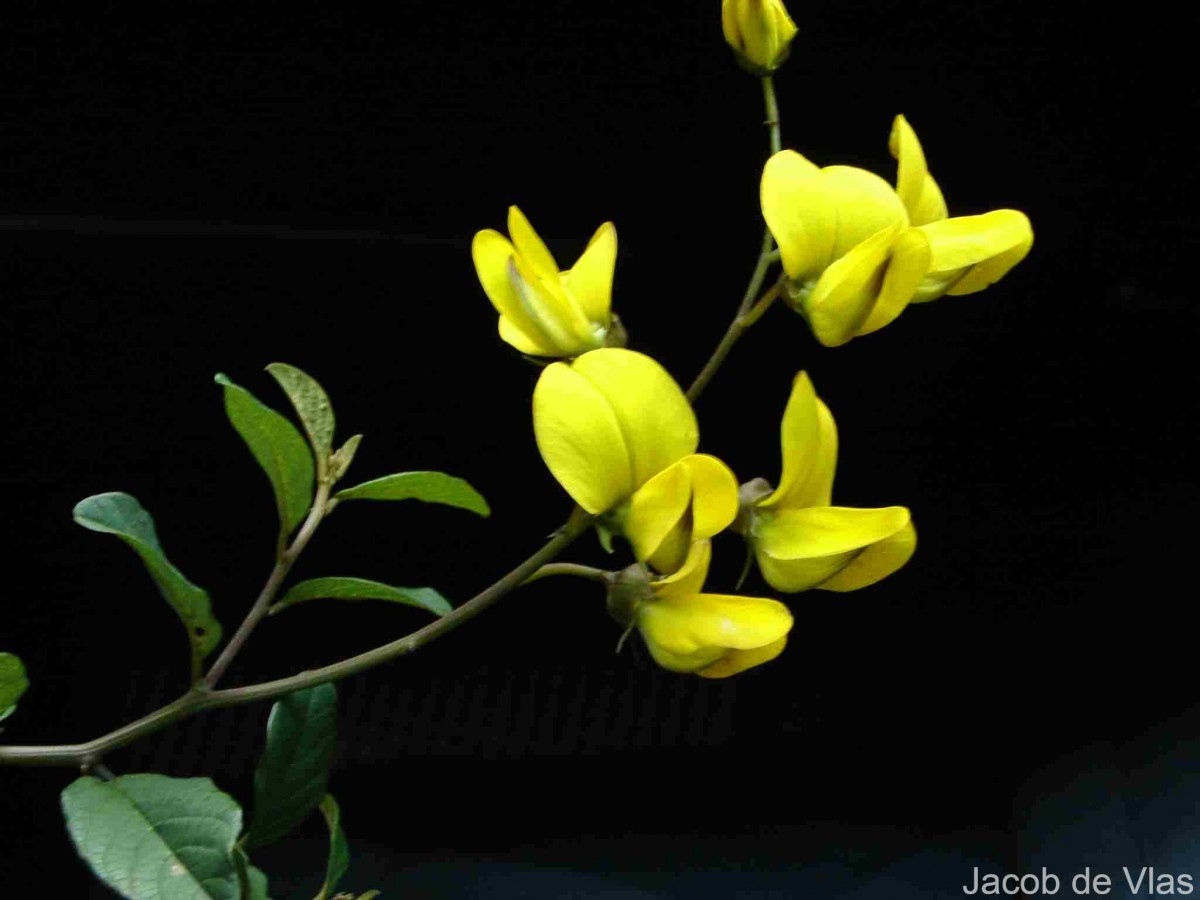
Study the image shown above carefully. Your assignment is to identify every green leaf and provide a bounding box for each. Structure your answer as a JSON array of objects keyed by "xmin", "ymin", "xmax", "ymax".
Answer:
[
  {"xmin": 248, "ymin": 684, "xmax": 337, "ymax": 847},
  {"xmin": 73, "ymin": 493, "xmax": 221, "ymax": 676},
  {"xmin": 216, "ymin": 373, "xmax": 315, "ymax": 536},
  {"xmin": 274, "ymin": 577, "xmax": 451, "ymax": 617},
  {"xmin": 354, "ymin": 893, "xmax": 382, "ymax": 899},
  {"xmin": 0, "ymin": 652, "xmax": 29, "ymax": 721},
  {"xmin": 316, "ymin": 795, "xmax": 350, "ymax": 900},
  {"xmin": 329, "ymin": 434, "xmax": 363, "ymax": 483},
  {"xmin": 335, "ymin": 471, "xmax": 489, "ymax": 517},
  {"xmin": 61, "ymin": 774, "xmax": 244, "ymax": 900},
  {"xmin": 266, "ymin": 363, "xmax": 336, "ymax": 465}
]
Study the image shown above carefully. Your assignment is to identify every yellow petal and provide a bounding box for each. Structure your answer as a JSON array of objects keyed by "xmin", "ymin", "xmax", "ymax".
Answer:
[
  {"xmin": 819, "ymin": 519, "xmax": 917, "ymax": 592},
  {"xmin": 562, "ymin": 222, "xmax": 617, "ymax": 325},
  {"xmin": 699, "ymin": 635, "xmax": 789, "ymax": 679},
  {"xmin": 646, "ymin": 521, "xmax": 691, "ymax": 576},
  {"xmin": 762, "ymin": 155, "xmax": 909, "ymax": 285},
  {"xmin": 510, "ymin": 254, "xmax": 597, "ymax": 354},
  {"xmin": 741, "ymin": 0, "xmax": 779, "ymax": 68},
  {"xmin": 624, "ymin": 461, "xmax": 691, "ymax": 563},
  {"xmin": 753, "ymin": 505, "xmax": 912, "ymax": 592},
  {"xmin": 760, "ymin": 371, "xmax": 838, "ymax": 511},
  {"xmin": 571, "ymin": 349, "xmax": 698, "ymax": 489},
  {"xmin": 761, "ymin": 150, "xmax": 835, "ymax": 280},
  {"xmin": 497, "ymin": 316, "xmax": 558, "ymax": 357},
  {"xmin": 642, "ymin": 638, "xmax": 727, "ymax": 674},
  {"xmin": 820, "ymin": 166, "xmax": 910, "ymax": 261},
  {"xmin": 803, "ymin": 225, "xmax": 899, "ymax": 347},
  {"xmin": 532, "ymin": 361, "xmax": 632, "ymax": 513},
  {"xmin": 945, "ymin": 210, "xmax": 1033, "ymax": 295},
  {"xmin": 721, "ymin": 0, "xmax": 741, "ymax": 50},
  {"xmin": 912, "ymin": 209, "xmax": 1034, "ymax": 302},
  {"xmin": 654, "ymin": 539, "xmax": 712, "ymax": 600},
  {"xmin": 889, "ymin": 115, "xmax": 948, "ymax": 227},
  {"xmin": 638, "ymin": 591, "xmax": 794, "ymax": 656},
  {"xmin": 507, "ymin": 206, "xmax": 560, "ymax": 282},
  {"xmin": 857, "ymin": 227, "xmax": 932, "ymax": 335},
  {"xmin": 681, "ymin": 454, "xmax": 739, "ymax": 540},
  {"xmin": 473, "ymin": 229, "xmax": 556, "ymax": 350}
]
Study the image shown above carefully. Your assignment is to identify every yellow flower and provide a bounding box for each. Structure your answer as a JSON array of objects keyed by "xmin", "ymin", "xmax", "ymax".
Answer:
[
  {"xmin": 722, "ymin": 0, "xmax": 798, "ymax": 74},
  {"xmin": 635, "ymin": 541, "xmax": 792, "ymax": 678},
  {"xmin": 533, "ymin": 348, "xmax": 738, "ymax": 572},
  {"xmin": 473, "ymin": 206, "xmax": 618, "ymax": 358},
  {"xmin": 741, "ymin": 372, "xmax": 916, "ymax": 592},
  {"xmin": 760, "ymin": 116, "xmax": 1034, "ymax": 347}
]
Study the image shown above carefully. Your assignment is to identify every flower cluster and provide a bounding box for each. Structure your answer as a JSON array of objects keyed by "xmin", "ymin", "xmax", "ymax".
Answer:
[{"xmin": 465, "ymin": 0, "xmax": 1031, "ymax": 678}]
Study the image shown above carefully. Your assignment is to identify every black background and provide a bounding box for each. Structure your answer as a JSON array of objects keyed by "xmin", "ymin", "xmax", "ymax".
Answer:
[{"xmin": 2, "ymin": 2, "xmax": 1197, "ymax": 896}]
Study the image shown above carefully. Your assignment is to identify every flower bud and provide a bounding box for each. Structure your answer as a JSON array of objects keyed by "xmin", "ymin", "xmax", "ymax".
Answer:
[{"xmin": 722, "ymin": 0, "xmax": 798, "ymax": 75}]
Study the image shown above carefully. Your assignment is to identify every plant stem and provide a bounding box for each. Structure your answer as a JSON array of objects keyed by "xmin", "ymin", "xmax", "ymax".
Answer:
[
  {"xmin": 686, "ymin": 280, "xmax": 782, "ymax": 402},
  {"xmin": 687, "ymin": 75, "xmax": 783, "ymax": 402},
  {"xmin": 524, "ymin": 562, "xmax": 610, "ymax": 584},
  {"xmin": 203, "ymin": 479, "xmax": 333, "ymax": 689},
  {"xmin": 0, "ymin": 507, "xmax": 592, "ymax": 767}
]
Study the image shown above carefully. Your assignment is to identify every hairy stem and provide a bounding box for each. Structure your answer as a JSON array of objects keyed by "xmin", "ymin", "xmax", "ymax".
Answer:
[{"xmin": 0, "ymin": 507, "xmax": 591, "ymax": 767}]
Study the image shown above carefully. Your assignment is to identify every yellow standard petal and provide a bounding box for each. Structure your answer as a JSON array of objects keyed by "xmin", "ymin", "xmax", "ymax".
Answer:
[
  {"xmin": 912, "ymin": 209, "xmax": 1034, "ymax": 302},
  {"xmin": 761, "ymin": 151, "xmax": 836, "ymax": 281},
  {"xmin": 761, "ymin": 153, "xmax": 909, "ymax": 286},
  {"xmin": 532, "ymin": 361, "xmax": 633, "ymax": 514},
  {"xmin": 759, "ymin": 372, "xmax": 838, "ymax": 511},
  {"xmin": 561, "ymin": 222, "xmax": 617, "ymax": 325},
  {"xmin": 570, "ymin": 349, "xmax": 698, "ymax": 489},
  {"xmin": 753, "ymin": 505, "xmax": 913, "ymax": 593},
  {"xmin": 889, "ymin": 115, "xmax": 949, "ymax": 227}
]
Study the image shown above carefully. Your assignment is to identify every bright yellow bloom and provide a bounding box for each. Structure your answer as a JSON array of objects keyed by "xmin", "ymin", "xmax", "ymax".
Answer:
[
  {"xmin": 631, "ymin": 541, "xmax": 793, "ymax": 678},
  {"xmin": 742, "ymin": 372, "xmax": 916, "ymax": 592},
  {"xmin": 760, "ymin": 115, "xmax": 1034, "ymax": 347},
  {"xmin": 533, "ymin": 348, "xmax": 738, "ymax": 572},
  {"xmin": 473, "ymin": 206, "xmax": 618, "ymax": 358},
  {"xmin": 722, "ymin": 0, "xmax": 798, "ymax": 74}
]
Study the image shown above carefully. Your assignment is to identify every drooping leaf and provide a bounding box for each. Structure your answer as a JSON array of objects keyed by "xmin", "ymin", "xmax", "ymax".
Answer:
[
  {"xmin": 73, "ymin": 493, "xmax": 221, "ymax": 676},
  {"xmin": 273, "ymin": 577, "xmax": 451, "ymax": 617},
  {"xmin": 61, "ymin": 774, "xmax": 243, "ymax": 900},
  {"xmin": 315, "ymin": 795, "xmax": 350, "ymax": 900},
  {"xmin": 266, "ymin": 363, "xmax": 336, "ymax": 465},
  {"xmin": 354, "ymin": 892, "xmax": 382, "ymax": 899},
  {"xmin": 0, "ymin": 652, "xmax": 28, "ymax": 721},
  {"xmin": 248, "ymin": 684, "xmax": 337, "ymax": 847},
  {"xmin": 216, "ymin": 373, "xmax": 315, "ymax": 536},
  {"xmin": 329, "ymin": 434, "xmax": 363, "ymax": 483},
  {"xmin": 335, "ymin": 471, "xmax": 489, "ymax": 517}
]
